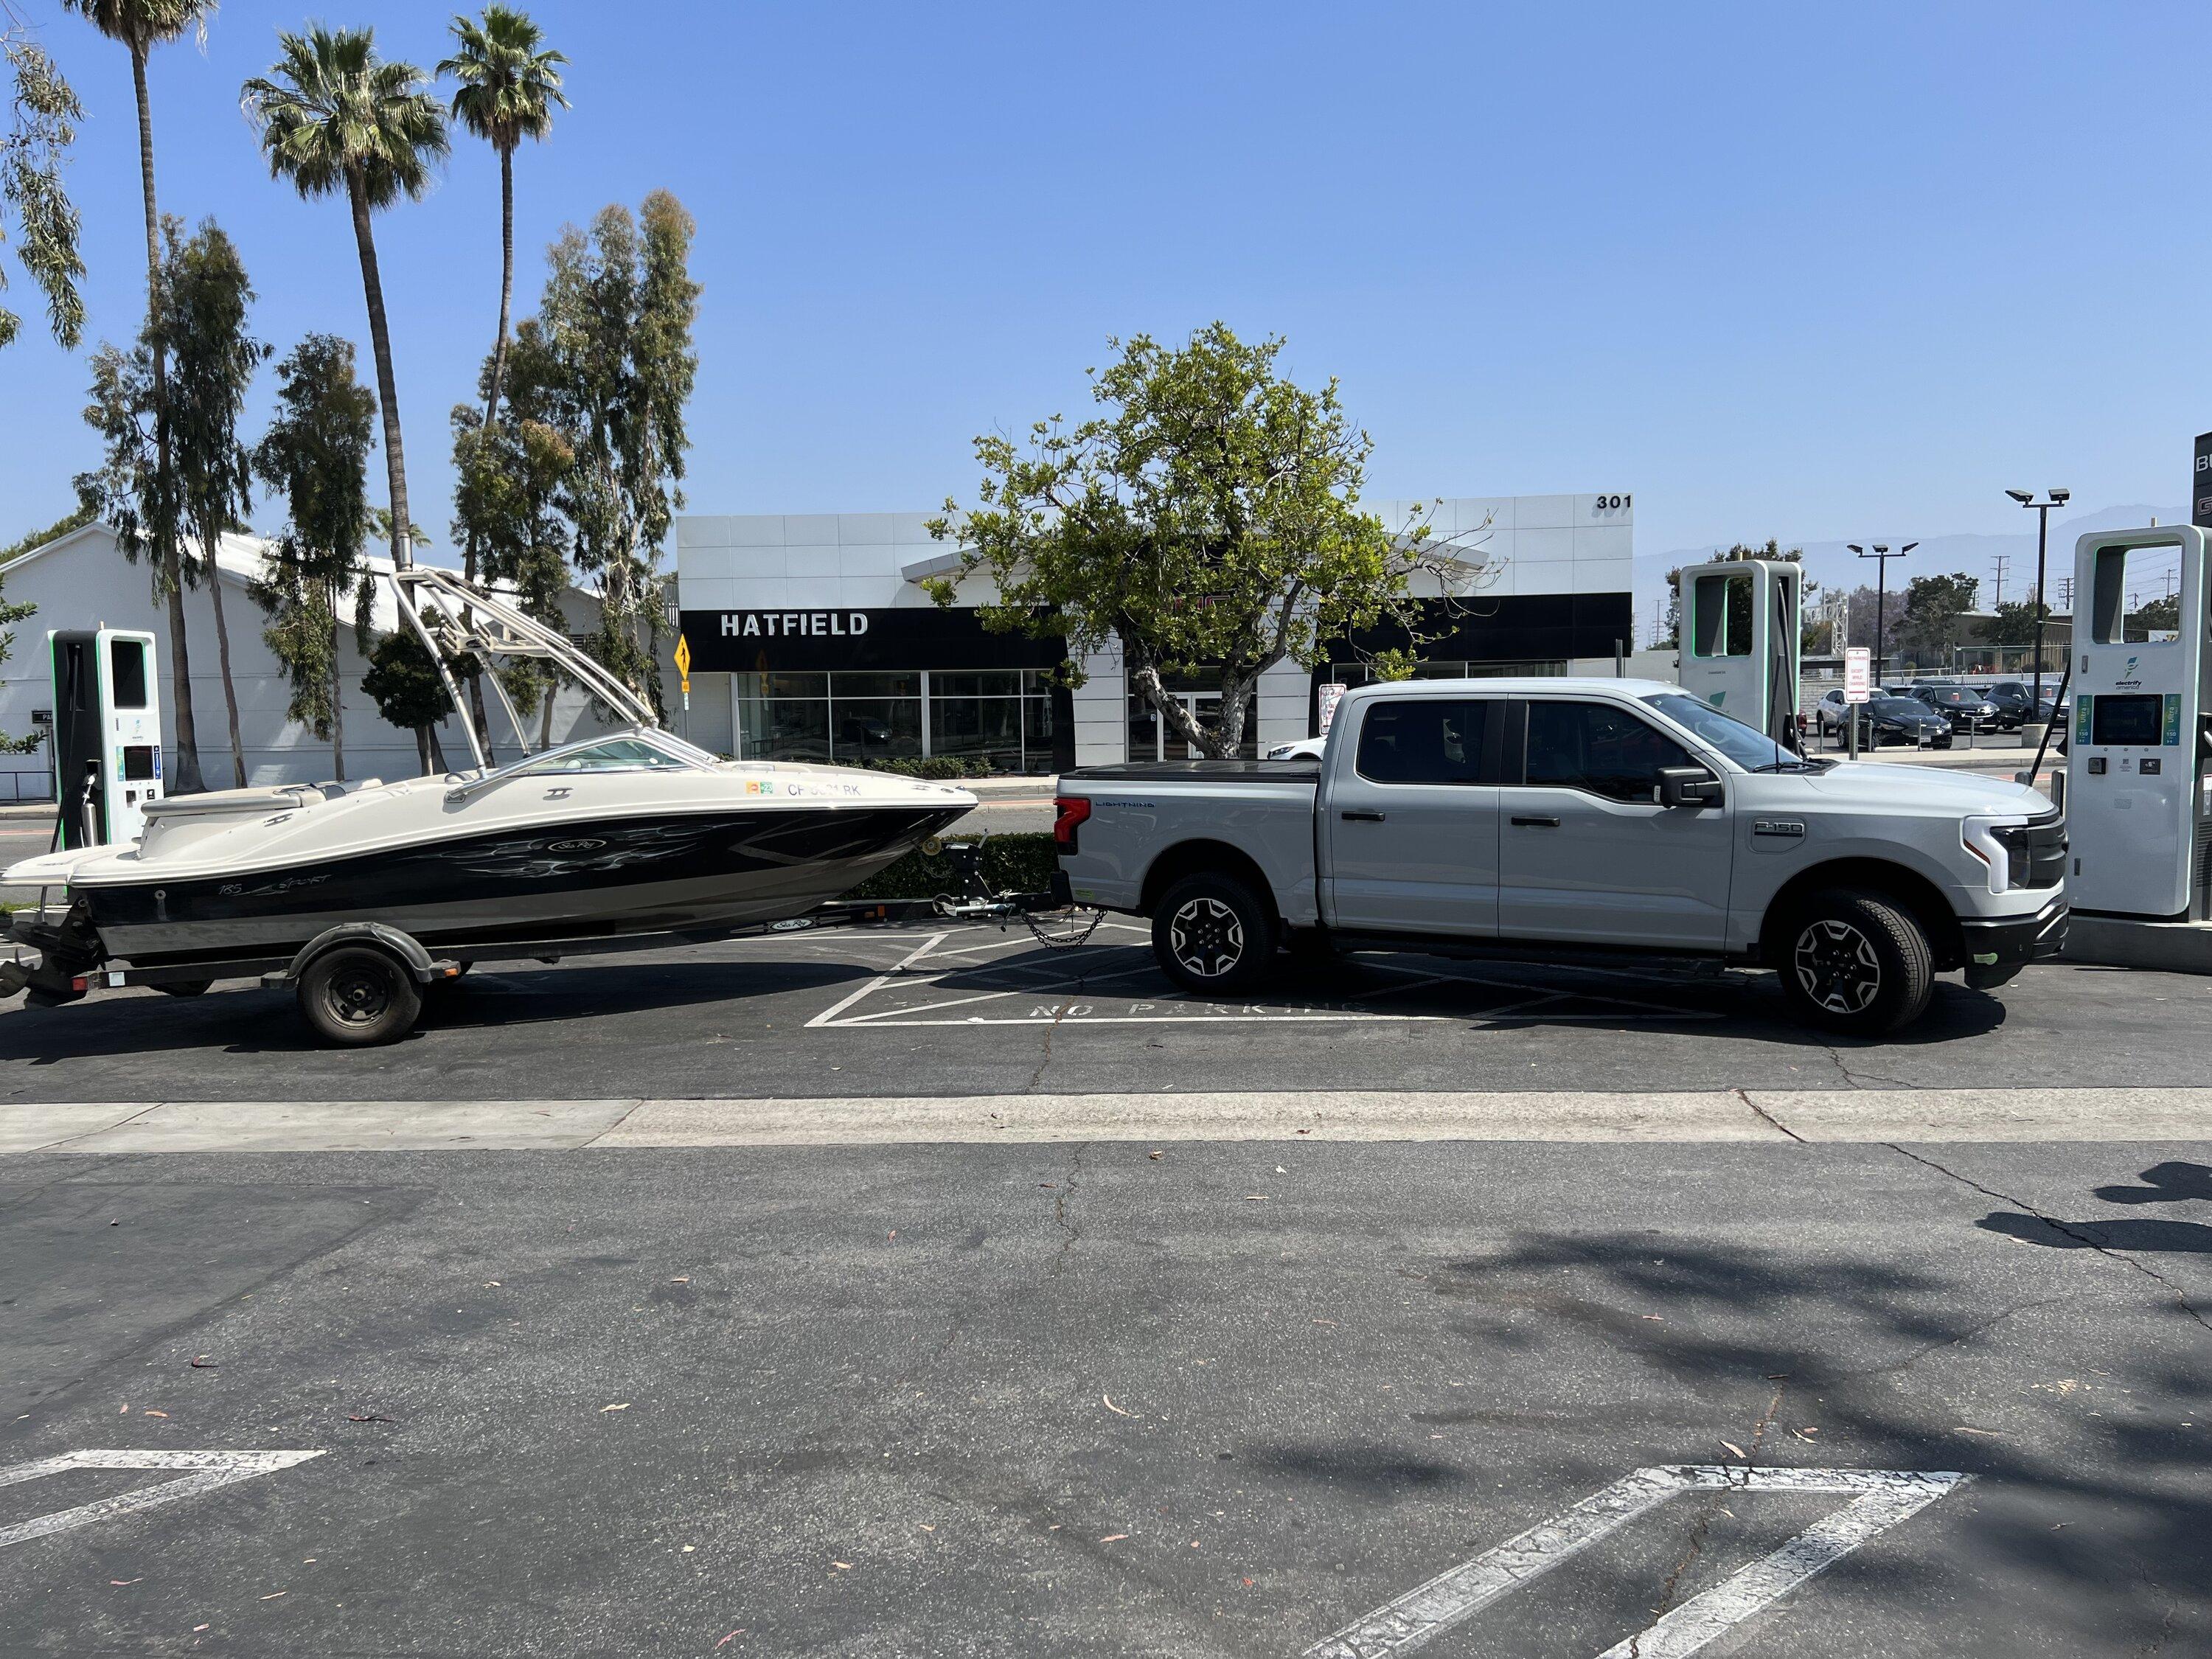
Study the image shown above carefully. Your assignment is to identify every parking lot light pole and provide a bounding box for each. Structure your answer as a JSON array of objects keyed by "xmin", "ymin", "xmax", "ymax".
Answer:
[
  {"xmin": 1848, "ymin": 541, "xmax": 1916, "ymax": 681},
  {"xmin": 2006, "ymin": 488, "xmax": 2070, "ymax": 714}
]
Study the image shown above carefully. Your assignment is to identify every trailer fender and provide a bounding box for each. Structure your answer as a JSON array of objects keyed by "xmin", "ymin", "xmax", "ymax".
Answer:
[{"xmin": 276, "ymin": 922, "xmax": 453, "ymax": 987}]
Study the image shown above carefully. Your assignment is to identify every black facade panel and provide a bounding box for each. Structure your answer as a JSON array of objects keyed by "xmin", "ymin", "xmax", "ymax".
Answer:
[{"xmin": 678, "ymin": 607, "xmax": 1066, "ymax": 674}]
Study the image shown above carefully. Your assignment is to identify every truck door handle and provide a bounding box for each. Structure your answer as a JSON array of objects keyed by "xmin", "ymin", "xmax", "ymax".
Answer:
[
  {"xmin": 1340, "ymin": 810, "xmax": 1386, "ymax": 822},
  {"xmin": 1511, "ymin": 815, "xmax": 1561, "ymax": 827}
]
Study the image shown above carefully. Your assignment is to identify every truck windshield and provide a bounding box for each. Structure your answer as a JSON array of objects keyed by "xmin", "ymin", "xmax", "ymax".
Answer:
[{"xmin": 1640, "ymin": 692, "xmax": 1806, "ymax": 771}]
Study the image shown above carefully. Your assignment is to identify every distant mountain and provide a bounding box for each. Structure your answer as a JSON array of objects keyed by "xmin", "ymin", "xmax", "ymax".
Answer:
[{"xmin": 1634, "ymin": 504, "xmax": 2185, "ymax": 637}]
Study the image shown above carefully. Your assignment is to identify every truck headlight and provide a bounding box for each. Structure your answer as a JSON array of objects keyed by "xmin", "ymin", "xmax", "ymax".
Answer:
[{"xmin": 1962, "ymin": 817, "xmax": 2030, "ymax": 894}]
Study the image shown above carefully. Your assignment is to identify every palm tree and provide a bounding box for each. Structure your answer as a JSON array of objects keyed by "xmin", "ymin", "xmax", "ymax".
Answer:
[
  {"xmin": 243, "ymin": 26, "xmax": 446, "ymax": 572},
  {"xmin": 439, "ymin": 7, "xmax": 566, "ymax": 425},
  {"xmin": 63, "ymin": 0, "xmax": 212, "ymax": 791}
]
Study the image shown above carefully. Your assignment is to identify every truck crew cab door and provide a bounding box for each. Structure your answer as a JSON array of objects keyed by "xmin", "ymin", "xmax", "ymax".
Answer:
[
  {"xmin": 1497, "ymin": 696, "xmax": 1734, "ymax": 948},
  {"xmin": 1321, "ymin": 694, "xmax": 1503, "ymax": 937}
]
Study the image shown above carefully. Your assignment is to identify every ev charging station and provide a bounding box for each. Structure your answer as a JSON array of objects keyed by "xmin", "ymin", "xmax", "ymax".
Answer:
[
  {"xmin": 49, "ymin": 628, "xmax": 163, "ymax": 849},
  {"xmin": 2063, "ymin": 526, "xmax": 2212, "ymax": 926},
  {"xmin": 1676, "ymin": 557, "xmax": 1804, "ymax": 749}
]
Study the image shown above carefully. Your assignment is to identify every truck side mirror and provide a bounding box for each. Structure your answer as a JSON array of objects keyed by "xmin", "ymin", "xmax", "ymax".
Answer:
[{"xmin": 1658, "ymin": 766, "xmax": 1722, "ymax": 808}]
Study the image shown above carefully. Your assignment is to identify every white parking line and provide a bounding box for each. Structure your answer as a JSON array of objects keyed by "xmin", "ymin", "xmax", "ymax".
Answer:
[
  {"xmin": 0, "ymin": 1450, "xmax": 325, "ymax": 1550},
  {"xmin": 1302, "ymin": 1465, "xmax": 1966, "ymax": 1659},
  {"xmin": 806, "ymin": 925, "xmax": 1725, "ymax": 1029}
]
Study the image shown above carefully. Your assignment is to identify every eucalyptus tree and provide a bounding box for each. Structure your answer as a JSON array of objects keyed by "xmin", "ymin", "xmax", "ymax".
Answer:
[
  {"xmin": 76, "ymin": 327, "xmax": 200, "ymax": 782},
  {"xmin": 439, "ymin": 5, "xmax": 565, "ymax": 424},
  {"xmin": 243, "ymin": 25, "xmax": 446, "ymax": 572},
  {"xmin": 526, "ymin": 192, "xmax": 698, "ymax": 709},
  {"xmin": 1, "ymin": 17, "xmax": 86, "ymax": 352},
  {"xmin": 450, "ymin": 347, "xmax": 572, "ymax": 748},
  {"xmin": 157, "ymin": 219, "xmax": 268, "ymax": 787},
  {"xmin": 252, "ymin": 333, "xmax": 377, "ymax": 780},
  {"xmin": 63, "ymin": 0, "xmax": 215, "ymax": 790}
]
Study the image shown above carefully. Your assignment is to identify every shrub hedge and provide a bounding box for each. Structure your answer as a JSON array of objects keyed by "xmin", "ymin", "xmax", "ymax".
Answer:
[{"xmin": 844, "ymin": 830, "xmax": 1060, "ymax": 900}]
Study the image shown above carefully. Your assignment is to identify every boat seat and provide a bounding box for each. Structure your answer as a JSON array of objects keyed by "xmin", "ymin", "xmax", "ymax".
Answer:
[{"xmin": 142, "ymin": 785, "xmax": 324, "ymax": 820}]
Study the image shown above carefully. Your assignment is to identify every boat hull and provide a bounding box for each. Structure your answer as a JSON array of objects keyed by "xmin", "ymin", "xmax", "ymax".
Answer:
[{"xmin": 81, "ymin": 804, "xmax": 964, "ymax": 967}]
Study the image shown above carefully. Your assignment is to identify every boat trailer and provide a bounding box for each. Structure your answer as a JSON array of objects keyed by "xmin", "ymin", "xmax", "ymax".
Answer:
[{"xmin": 2, "ymin": 844, "xmax": 1088, "ymax": 1046}]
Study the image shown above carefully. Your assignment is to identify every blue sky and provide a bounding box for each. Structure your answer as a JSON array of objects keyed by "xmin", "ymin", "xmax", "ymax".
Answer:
[{"xmin": 6, "ymin": 1, "xmax": 2205, "ymax": 602}]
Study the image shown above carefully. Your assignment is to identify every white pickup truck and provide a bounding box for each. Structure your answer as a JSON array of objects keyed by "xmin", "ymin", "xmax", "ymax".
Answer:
[{"xmin": 1050, "ymin": 678, "xmax": 2067, "ymax": 1034}]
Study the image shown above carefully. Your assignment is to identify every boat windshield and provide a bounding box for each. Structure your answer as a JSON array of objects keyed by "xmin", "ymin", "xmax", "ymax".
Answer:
[{"xmin": 479, "ymin": 731, "xmax": 717, "ymax": 784}]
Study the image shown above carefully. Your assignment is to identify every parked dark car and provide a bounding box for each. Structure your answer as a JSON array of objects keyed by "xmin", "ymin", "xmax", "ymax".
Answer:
[
  {"xmin": 1854, "ymin": 695, "xmax": 1954, "ymax": 748},
  {"xmin": 1913, "ymin": 684, "xmax": 2004, "ymax": 733},
  {"xmin": 1982, "ymin": 680, "xmax": 2059, "ymax": 726}
]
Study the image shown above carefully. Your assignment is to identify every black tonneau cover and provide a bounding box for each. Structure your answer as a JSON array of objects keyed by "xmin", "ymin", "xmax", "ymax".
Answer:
[{"xmin": 1063, "ymin": 760, "xmax": 1321, "ymax": 782}]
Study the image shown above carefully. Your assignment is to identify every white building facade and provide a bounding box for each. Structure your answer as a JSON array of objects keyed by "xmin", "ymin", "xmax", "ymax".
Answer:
[
  {"xmin": 0, "ymin": 522, "xmax": 623, "ymax": 798},
  {"xmin": 672, "ymin": 495, "xmax": 1635, "ymax": 771}
]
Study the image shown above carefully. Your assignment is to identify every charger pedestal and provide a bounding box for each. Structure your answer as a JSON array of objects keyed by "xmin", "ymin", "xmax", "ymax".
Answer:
[{"xmin": 2061, "ymin": 914, "xmax": 2212, "ymax": 973}]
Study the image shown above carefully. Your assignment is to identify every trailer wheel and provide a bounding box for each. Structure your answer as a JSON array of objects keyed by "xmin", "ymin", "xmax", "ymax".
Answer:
[
  {"xmin": 1777, "ymin": 888, "xmax": 1933, "ymax": 1037},
  {"xmin": 296, "ymin": 945, "xmax": 422, "ymax": 1047},
  {"xmin": 1152, "ymin": 871, "xmax": 1275, "ymax": 995}
]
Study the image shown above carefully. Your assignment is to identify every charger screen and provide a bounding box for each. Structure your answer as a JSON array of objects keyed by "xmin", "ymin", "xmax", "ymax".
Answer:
[{"xmin": 2091, "ymin": 694, "xmax": 2164, "ymax": 745}]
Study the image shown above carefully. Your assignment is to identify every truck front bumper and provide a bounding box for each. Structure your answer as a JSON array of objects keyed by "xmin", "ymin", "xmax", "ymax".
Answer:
[{"xmin": 1958, "ymin": 895, "xmax": 2067, "ymax": 987}]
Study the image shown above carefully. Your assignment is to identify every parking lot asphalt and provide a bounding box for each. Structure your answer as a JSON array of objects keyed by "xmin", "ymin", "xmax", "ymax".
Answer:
[
  {"xmin": 1, "ymin": 1139, "xmax": 2205, "ymax": 1657},
  {"xmin": 4, "ymin": 918, "xmax": 2211, "ymax": 1105}
]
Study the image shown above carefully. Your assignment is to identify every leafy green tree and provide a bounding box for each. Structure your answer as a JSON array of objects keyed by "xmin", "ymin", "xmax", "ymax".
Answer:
[
  {"xmin": 63, "ymin": 0, "xmax": 215, "ymax": 791},
  {"xmin": 253, "ymin": 334, "xmax": 378, "ymax": 780},
  {"xmin": 451, "ymin": 369, "xmax": 573, "ymax": 748},
  {"xmin": 361, "ymin": 630, "xmax": 455, "ymax": 775},
  {"xmin": 439, "ymin": 5, "xmax": 566, "ymax": 425},
  {"xmin": 928, "ymin": 324, "xmax": 1446, "ymax": 757},
  {"xmin": 157, "ymin": 218, "xmax": 267, "ymax": 787},
  {"xmin": 2135, "ymin": 592, "xmax": 2181, "ymax": 638},
  {"xmin": 523, "ymin": 192, "xmax": 698, "ymax": 712},
  {"xmin": 1991, "ymin": 598, "xmax": 2048, "ymax": 647},
  {"xmin": 1, "ymin": 19, "xmax": 86, "ymax": 352},
  {"xmin": 1896, "ymin": 571, "xmax": 1980, "ymax": 669},
  {"xmin": 243, "ymin": 25, "xmax": 447, "ymax": 573}
]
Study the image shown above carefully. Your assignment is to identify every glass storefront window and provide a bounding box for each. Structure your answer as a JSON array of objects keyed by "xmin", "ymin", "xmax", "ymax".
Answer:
[
  {"xmin": 1125, "ymin": 692, "xmax": 1259, "ymax": 760},
  {"xmin": 832, "ymin": 696, "xmax": 923, "ymax": 763},
  {"xmin": 735, "ymin": 667, "xmax": 1057, "ymax": 773}
]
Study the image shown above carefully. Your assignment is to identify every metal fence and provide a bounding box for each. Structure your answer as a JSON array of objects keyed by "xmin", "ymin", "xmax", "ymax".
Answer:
[{"xmin": 0, "ymin": 771, "xmax": 54, "ymax": 804}]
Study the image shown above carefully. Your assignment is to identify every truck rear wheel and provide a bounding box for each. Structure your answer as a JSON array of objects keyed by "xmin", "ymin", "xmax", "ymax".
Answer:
[
  {"xmin": 1777, "ymin": 888, "xmax": 1934, "ymax": 1036},
  {"xmin": 296, "ymin": 945, "xmax": 422, "ymax": 1047},
  {"xmin": 1152, "ymin": 872, "xmax": 1276, "ymax": 996}
]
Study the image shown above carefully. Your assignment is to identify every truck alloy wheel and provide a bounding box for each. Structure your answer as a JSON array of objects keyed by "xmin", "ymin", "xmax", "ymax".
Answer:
[
  {"xmin": 1169, "ymin": 896, "xmax": 1245, "ymax": 979},
  {"xmin": 1793, "ymin": 919, "xmax": 1882, "ymax": 1014},
  {"xmin": 1151, "ymin": 872, "xmax": 1276, "ymax": 995},
  {"xmin": 1776, "ymin": 889, "xmax": 1934, "ymax": 1036}
]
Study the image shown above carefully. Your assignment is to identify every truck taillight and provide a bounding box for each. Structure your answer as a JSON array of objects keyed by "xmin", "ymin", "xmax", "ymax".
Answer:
[{"xmin": 1053, "ymin": 795, "xmax": 1091, "ymax": 849}]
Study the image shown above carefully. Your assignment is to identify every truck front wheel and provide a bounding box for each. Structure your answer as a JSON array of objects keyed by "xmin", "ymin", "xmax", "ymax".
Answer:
[
  {"xmin": 1776, "ymin": 888, "xmax": 1934, "ymax": 1036},
  {"xmin": 1152, "ymin": 872, "xmax": 1276, "ymax": 995}
]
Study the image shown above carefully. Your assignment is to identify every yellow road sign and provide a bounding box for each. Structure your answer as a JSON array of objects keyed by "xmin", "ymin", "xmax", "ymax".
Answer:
[{"xmin": 674, "ymin": 633, "xmax": 692, "ymax": 693}]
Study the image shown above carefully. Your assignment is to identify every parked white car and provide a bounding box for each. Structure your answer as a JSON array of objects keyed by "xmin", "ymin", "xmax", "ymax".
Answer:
[{"xmin": 1265, "ymin": 737, "xmax": 1327, "ymax": 760}]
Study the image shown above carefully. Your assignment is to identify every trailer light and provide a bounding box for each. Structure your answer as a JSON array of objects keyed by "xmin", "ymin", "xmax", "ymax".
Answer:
[{"xmin": 1053, "ymin": 795, "xmax": 1092, "ymax": 850}]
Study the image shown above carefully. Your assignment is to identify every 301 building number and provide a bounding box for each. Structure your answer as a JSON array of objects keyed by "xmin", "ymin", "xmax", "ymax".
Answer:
[{"xmin": 1594, "ymin": 494, "xmax": 1631, "ymax": 512}]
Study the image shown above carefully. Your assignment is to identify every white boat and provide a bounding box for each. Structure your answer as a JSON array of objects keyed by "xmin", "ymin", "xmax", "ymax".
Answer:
[
  {"xmin": 5, "ymin": 726, "xmax": 971, "ymax": 970},
  {"xmin": 2, "ymin": 568, "xmax": 975, "ymax": 1042}
]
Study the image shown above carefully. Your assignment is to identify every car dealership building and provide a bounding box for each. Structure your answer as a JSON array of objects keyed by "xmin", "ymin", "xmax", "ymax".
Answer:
[{"xmin": 672, "ymin": 494, "xmax": 1635, "ymax": 771}]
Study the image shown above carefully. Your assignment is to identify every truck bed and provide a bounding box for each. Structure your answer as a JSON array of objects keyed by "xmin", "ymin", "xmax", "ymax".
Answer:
[{"xmin": 1062, "ymin": 760, "xmax": 1321, "ymax": 782}]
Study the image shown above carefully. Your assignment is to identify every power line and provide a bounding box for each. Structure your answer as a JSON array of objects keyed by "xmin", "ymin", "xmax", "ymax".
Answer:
[{"xmin": 1990, "ymin": 553, "xmax": 2011, "ymax": 607}]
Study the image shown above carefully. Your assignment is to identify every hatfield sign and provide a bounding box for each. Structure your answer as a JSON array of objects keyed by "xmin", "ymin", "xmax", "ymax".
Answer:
[{"xmin": 717, "ymin": 611, "xmax": 872, "ymax": 639}]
